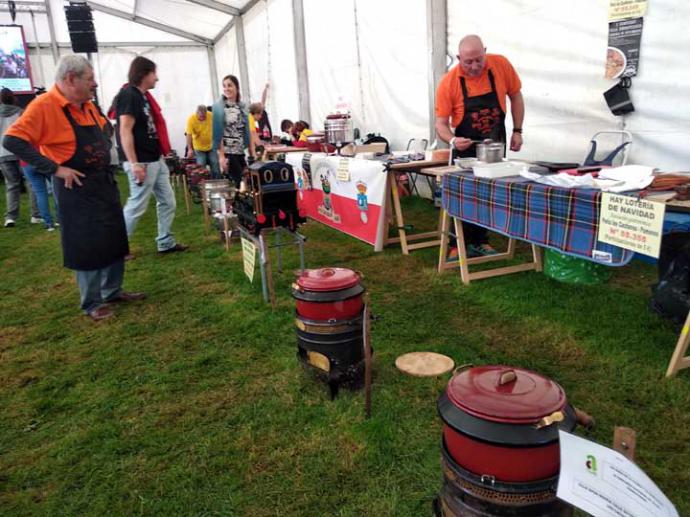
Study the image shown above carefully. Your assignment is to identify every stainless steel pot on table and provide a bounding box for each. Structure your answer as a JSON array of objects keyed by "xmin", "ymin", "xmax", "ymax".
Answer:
[{"xmin": 475, "ymin": 139, "xmax": 505, "ymax": 163}]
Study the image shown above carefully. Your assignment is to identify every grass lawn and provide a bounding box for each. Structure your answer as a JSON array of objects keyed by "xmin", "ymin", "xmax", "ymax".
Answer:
[{"xmin": 1, "ymin": 176, "xmax": 689, "ymax": 516}]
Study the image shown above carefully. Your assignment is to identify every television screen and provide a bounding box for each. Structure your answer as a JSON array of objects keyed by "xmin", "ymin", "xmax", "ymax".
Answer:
[{"xmin": 0, "ymin": 25, "xmax": 34, "ymax": 94}]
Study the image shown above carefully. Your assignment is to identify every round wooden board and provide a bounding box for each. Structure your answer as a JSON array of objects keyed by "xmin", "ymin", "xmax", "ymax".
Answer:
[{"xmin": 395, "ymin": 352, "xmax": 455, "ymax": 377}]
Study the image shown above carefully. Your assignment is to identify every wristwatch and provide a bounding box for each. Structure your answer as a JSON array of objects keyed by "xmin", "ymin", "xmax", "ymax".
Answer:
[{"xmin": 512, "ymin": 128, "xmax": 523, "ymax": 134}]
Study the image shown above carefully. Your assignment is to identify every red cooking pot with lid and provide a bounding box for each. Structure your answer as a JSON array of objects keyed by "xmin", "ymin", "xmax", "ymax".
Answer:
[
  {"xmin": 292, "ymin": 268, "xmax": 365, "ymax": 321},
  {"xmin": 437, "ymin": 365, "xmax": 577, "ymax": 482}
]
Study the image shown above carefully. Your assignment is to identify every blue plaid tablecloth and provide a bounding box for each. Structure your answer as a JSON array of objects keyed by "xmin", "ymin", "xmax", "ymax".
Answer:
[{"xmin": 442, "ymin": 172, "xmax": 635, "ymax": 266}]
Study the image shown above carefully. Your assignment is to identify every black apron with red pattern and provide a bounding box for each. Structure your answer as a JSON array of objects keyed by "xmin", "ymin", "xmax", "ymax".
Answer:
[
  {"xmin": 53, "ymin": 105, "xmax": 129, "ymax": 270},
  {"xmin": 454, "ymin": 69, "xmax": 506, "ymax": 158}
]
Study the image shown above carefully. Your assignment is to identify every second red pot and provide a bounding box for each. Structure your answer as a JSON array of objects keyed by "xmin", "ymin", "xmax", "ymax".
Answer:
[{"xmin": 292, "ymin": 268, "xmax": 365, "ymax": 321}]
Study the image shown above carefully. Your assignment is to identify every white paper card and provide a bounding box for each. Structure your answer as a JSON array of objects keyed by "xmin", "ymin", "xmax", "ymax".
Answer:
[
  {"xmin": 558, "ymin": 431, "xmax": 678, "ymax": 517},
  {"xmin": 241, "ymin": 237, "xmax": 256, "ymax": 283}
]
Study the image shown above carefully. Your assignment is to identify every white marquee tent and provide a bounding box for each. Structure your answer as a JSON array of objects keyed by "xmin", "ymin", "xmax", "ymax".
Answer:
[{"xmin": 1, "ymin": 0, "xmax": 689, "ymax": 170}]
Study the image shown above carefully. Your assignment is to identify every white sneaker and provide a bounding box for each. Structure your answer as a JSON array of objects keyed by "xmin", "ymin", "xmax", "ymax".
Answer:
[
  {"xmin": 4, "ymin": 219, "xmax": 15, "ymax": 227},
  {"xmin": 46, "ymin": 225, "xmax": 56, "ymax": 232},
  {"xmin": 31, "ymin": 216, "xmax": 44, "ymax": 224}
]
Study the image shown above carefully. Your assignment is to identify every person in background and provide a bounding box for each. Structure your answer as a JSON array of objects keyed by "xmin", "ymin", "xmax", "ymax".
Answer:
[
  {"xmin": 435, "ymin": 34, "xmax": 524, "ymax": 257},
  {"xmin": 212, "ymin": 74, "xmax": 254, "ymax": 186},
  {"xmin": 4, "ymin": 55, "xmax": 142, "ymax": 321},
  {"xmin": 248, "ymin": 102, "xmax": 263, "ymax": 150},
  {"xmin": 185, "ymin": 104, "xmax": 219, "ymax": 178},
  {"xmin": 116, "ymin": 56, "xmax": 187, "ymax": 256},
  {"xmin": 23, "ymin": 162, "xmax": 58, "ymax": 231},
  {"xmin": 256, "ymin": 83, "xmax": 273, "ymax": 142},
  {"xmin": 0, "ymin": 87, "xmax": 42, "ymax": 227},
  {"xmin": 278, "ymin": 119, "xmax": 294, "ymax": 145},
  {"xmin": 291, "ymin": 120, "xmax": 313, "ymax": 148}
]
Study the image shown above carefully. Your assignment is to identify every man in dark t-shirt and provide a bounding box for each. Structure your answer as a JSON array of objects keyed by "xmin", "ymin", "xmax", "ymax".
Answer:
[{"xmin": 117, "ymin": 56, "xmax": 186, "ymax": 255}]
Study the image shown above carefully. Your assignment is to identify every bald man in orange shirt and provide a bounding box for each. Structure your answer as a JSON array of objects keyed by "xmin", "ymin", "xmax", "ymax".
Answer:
[{"xmin": 435, "ymin": 34, "xmax": 525, "ymax": 256}]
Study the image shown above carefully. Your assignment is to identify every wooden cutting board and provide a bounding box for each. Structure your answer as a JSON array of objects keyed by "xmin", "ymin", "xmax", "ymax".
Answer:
[{"xmin": 395, "ymin": 352, "xmax": 455, "ymax": 377}]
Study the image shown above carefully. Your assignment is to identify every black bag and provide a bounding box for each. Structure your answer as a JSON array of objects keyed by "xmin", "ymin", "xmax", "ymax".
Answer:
[
  {"xmin": 650, "ymin": 233, "xmax": 690, "ymax": 323},
  {"xmin": 604, "ymin": 77, "xmax": 634, "ymax": 116}
]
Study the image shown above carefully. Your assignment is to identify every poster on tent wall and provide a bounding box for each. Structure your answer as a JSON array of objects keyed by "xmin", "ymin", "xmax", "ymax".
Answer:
[
  {"xmin": 606, "ymin": 0, "xmax": 646, "ymax": 79},
  {"xmin": 286, "ymin": 152, "xmax": 389, "ymax": 251},
  {"xmin": 606, "ymin": 17, "xmax": 644, "ymax": 79},
  {"xmin": 0, "ymin": 25, "xmax": 33, "ymax": 93}
]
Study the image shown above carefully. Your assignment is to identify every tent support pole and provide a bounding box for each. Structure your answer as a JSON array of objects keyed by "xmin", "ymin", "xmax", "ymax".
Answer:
[
  {"xmin": 207, "ymin": 45, "xmax": 219, "ymax": 99},
  {"xmin": 44, "ymin": 0, "xmax": 59, "ymax": 64},
  {"xmin": 235, "ymin": 15, "xmax": 251, "ymax": 100},
  {"xmin": 292, "ymin": 0, "xmax": 311, "ymax": 122},
  {"xmin": 29, "ymin": 10, "xmax": 46, "ymax": 87},
  {"xmin": 426, "ymin": 0, "xmax": 447, "ymax": 145}
]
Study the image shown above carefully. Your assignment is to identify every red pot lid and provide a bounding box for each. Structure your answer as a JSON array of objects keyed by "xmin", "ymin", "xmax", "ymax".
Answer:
[
  {"xmin": 446, "ymin": 365, "xmax": 567, "ymax": 424},
  {"xmin": 296, "ymin": 268, "xmax": 360, "ymax": 291}
]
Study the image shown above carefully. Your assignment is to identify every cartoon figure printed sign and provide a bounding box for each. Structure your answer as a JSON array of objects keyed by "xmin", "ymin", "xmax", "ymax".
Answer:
[
  {"xmin": 317, "ymin": 169, "xmax": 341, "ymax": 223},
  {"xmin": 356, "ymin": 180, "xmax": 368, "ymax": 223},
  {"xmin": 287, "ymin": 153, "xmax": 389, "ymax": 250}
]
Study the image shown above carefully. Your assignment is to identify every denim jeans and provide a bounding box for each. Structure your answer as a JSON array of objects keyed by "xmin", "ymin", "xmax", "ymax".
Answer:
[
  {"xmin": 23, "ymin": 165, "xmax": 56, "ymax": 226},
  {"xmin": 195, "ymin": 149, "xmax": 220, "ymax": 179},
  {"xmin": 0, "ymin": 159, "xmax": 40, "ymax": 221},
  {"xmin": 122, "ymin": 158, "xmax": 177, "ymax": 251},
  {"xmin": 75, "ymin": 259, "xmax": 124, "ymax": 313}
]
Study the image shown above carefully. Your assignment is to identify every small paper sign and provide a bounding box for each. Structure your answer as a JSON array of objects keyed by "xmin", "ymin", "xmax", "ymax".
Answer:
[
  {"xmin": 336, "ymin": 158, "xmax": 351, "ymax": 182},
  {"xmin": 558, "ymin": 431, "xmax": 678, "ymax": 517},
  {"xmin": 598, "ymin": 193, "xmax": 665, "ymax": 258},
  {"xmin": 609, "ymin": 0, "xmax": 647, "ymax": 22},
  {"xmin": 241, "ymin": 237, "xmax": 256, "ymax": 282}
]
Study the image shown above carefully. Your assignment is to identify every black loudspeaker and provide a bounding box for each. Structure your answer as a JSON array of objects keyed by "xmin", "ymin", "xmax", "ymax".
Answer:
[{"xmin": 64, "ymin": 3, "xmax": 98, "ymax": 53}]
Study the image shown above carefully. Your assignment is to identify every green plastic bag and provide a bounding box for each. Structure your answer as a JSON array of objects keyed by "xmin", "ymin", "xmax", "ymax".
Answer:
[{"xmin": 543, "ymin": 249, "xmax": 611, "ymax": 285}]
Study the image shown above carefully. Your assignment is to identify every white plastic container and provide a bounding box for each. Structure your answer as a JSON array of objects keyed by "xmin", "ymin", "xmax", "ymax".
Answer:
[{"xmin": 472, "ymin": 161, "xmax": 526, "ymax": 179}]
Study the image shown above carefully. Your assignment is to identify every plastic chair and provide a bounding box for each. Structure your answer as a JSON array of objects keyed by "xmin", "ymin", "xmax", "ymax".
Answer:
[
  {"xmin": 404, "ymin": 138, "xmax": 430, "ymax": 196},
  {"xmin": 406, "ymin": 138, "xmax": 429, "ymax": 153},
  {"xmin": 582, "ymin": 130, "xmax": 633, "ymax": 167}
]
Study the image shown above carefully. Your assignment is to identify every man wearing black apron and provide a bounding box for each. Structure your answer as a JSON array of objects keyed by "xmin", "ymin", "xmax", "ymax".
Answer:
[
  {"xmin": 4, "ymin": 55, "xmax": 145, "ymax": 321},
  {"xmin": 435, "ymin": 35, "xmax": 525, "ymax": 257}
]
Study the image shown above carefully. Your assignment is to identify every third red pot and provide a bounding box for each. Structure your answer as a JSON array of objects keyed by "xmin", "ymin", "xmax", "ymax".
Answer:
[{"xmin": 437, "ymin": 365, "xmax": 577, "ymax": 482}]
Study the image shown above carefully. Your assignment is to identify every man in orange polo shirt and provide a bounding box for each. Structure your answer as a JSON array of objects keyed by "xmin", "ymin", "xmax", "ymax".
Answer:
[
  {"xmin": 435, "ymin": 34, "xmax": 524, "ymax": 256},
  {"xmin": 3, "ymin": 55, "xmax": 144, "ymax": 321}
]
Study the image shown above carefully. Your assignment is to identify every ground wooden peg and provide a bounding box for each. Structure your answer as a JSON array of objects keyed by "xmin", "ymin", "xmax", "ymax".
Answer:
[{"xmin": 613, "ymin": 426, "xmax": 636, "ymax": 461}]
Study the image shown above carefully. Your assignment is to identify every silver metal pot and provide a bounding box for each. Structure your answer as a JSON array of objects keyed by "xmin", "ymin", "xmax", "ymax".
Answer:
[
  {"xmin": 209, "ymin": 190, "xmax": 233, "ymax": 213},
  {"xmin": 203, "ymin": 179, "xmax": 231, "ymax": 204},
  {"xmin": 324, "ymin": 115, "xmax": 354, "ymax": 145},
  {"xmin": 476, "ymin": 140, "xmax": 505, "ymax": 163}
]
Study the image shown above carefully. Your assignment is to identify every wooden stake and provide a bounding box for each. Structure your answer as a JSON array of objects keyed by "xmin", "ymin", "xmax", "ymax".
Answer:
[
  {"xmin": 182, "ymin": 174, "xmax": 190, "ymax": 215},
  {"xmin": 613, "ymin": 426, "xmax": 636, "ymax": 461}
]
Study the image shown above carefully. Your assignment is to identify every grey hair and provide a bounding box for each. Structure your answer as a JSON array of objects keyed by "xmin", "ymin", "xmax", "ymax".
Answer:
[
  {"xmin": 55, "ymin": 55, "xmax": 92, "ymax": 82},
  {"xmin": 196, "ymin": 104, "xmax": 206, "ymax": 113}
]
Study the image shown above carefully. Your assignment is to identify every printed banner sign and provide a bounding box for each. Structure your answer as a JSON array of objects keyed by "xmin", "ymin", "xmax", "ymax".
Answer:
[
  {"xmin": 287, "ymin": 153, "xmax": 389, "ymax": 251},
  {"xmin": 558, "ymin": 431, "xmax": 678, "ymax": 517},
  {"xmin": 241, "ymin": 237, "xmax": 256, "ymax": 282},
  {"xmin": 606, "ymin": 17, "xmax": 644, "ymax": 79},
  {"xmin": 598, "ymin": 192, "xmax": 665, "ymax": 258},
  {"xmin": 608, "ymin": 0, "xmax": 648, "ymax": 22}
]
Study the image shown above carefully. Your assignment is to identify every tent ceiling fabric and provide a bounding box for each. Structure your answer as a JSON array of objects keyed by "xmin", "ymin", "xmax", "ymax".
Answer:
[{"xmin": 83, "ymin": 0, "xmax": 255, "ymax": 41}]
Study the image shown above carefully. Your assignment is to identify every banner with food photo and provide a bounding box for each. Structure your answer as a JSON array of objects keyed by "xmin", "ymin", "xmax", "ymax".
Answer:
[{"xmin": 606, "ymin": 17, "xmax": 643, "ymax": 79}]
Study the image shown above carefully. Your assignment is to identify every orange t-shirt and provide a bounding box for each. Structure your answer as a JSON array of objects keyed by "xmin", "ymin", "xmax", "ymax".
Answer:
[
  {"xmin": 6, "ymin": 85, "xmax": 107, "ymax": 165},
  {"xmin": 435, "ymin": 54, "xmax": 522, "ymax": 128}
]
